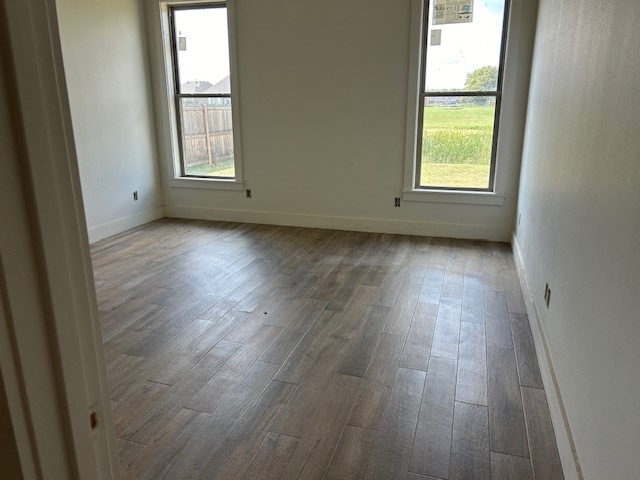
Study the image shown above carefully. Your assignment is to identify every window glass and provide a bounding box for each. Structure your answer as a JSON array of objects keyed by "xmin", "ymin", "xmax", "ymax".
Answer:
[
  {"xmin": 171, "ymin": 5, "xmax": 236, "ymax": 178},
  {"xmin": 179, "ymin": 97, "xmax": 235, "ymax": 178},
  {"xmin": 424, "ymin": 0, "xmax": 506, "ymax": 92},
  {"xmin": 173, "ymin": 7, "xmax": 231, "ymax": 94},
  {"xmin": 419, "ymin": 96, "xmax": 496, "ymax": 189},
  {"xmin": 416, "ymin": 0, "xmax": 508, "ymax": 190}
]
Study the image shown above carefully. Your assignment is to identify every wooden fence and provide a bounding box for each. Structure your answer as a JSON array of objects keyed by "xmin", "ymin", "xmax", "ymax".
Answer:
[{"xmin": 182, "ymin": 105, "xmax": 234, "ymax": 167}]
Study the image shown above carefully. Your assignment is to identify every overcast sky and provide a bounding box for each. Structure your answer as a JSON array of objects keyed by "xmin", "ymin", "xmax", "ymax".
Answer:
[{"xmin": 174, "ymin": 7, "xmax": 230, "ymax": 88}]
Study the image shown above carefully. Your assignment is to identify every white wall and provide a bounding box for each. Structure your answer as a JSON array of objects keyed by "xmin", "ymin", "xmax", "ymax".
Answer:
[
  {"xmin": 151, "ymin": 0, "xmax": 537, "ymax": 242},
  {"xmin": 57, "ymin": 0, "xmax": 164, "ymax": 243},
  {"xmin": 515, "ymin": 0, "xmax": 640, "ymax": 478}
]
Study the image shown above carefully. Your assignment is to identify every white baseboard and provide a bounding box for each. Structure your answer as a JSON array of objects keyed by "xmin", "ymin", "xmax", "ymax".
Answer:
[
  {"xmin": 511, "ymin": 233, "xmax": 583, "ymax": 480},
  {"xmin": 87, "ymin": 207, "xmax": 165, "ymax": 243},
  {"xmin": 164, "ymin": 205, "xmax": 512, "ymax": 241}
]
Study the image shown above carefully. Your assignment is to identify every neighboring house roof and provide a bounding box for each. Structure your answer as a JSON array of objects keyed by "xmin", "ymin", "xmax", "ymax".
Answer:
[
  {"xmin": 204, "ymin": 75, "xmax": 231, "ymax": 94},
  {"xmin": 180, "ymin": 80, "xmax": 214, "ymax": 93},
  {"xmin": 181, "ymin": 76, "xmax": 230, "ymax": 94}
]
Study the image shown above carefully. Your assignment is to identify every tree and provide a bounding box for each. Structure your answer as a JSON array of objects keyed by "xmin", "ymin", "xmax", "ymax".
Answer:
[{"xmin": 464, "ymin": 66, "xmax": 498, "ymax": 92}]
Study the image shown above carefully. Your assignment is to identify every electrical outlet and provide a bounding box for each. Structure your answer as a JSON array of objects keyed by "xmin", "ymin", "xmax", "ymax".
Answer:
[
  {"xmin": 133, "ymin": 191, "xmax": 138, "ymax": 201},
  {"xmin": 394, "ymin": 197, "xmax": 401, "ymax": 207},
  {"xmin": 246, "ymin": 189, "xmax": 252, "ymax": 198}
]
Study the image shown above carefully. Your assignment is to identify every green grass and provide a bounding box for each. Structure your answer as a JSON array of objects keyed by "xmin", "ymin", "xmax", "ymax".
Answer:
[
  {"xmin": 421, "ymin": 163, "xmax": 490, "ymax": 189},
  {"xmin": 185, "ymin": 157, "xmax": 235, "ymax": 178},
  {"xmin": 420, "ymin": 105, "xmax": 495, "ymax": 188}
]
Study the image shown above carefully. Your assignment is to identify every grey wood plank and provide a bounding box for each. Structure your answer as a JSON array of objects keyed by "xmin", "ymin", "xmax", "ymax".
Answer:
[
  {"xmin": 279, "ymin": 374, "xmax": 362, "ymax": 479},
  {"xmin": 313, "ymin": 259, "xmax": 362, "ymax": 302},
  {"xmin": 330, "ymin": 285, "xmax": 379, "ymax": 340},
  {"xmin": 121, "ymin": 408, "xmax": 208, "ymax": 480},
  {"xmin": 125, "ymin": 318, "xmax": 200, "ymax": 357},
  {"xmin": 491, "ymin": 452, "xmax": 533, "ymax": 480},
  {"xmin": 373, "ymin": 265, "xmax": 408, "ymax": 308},
  {"xmin": 232, "ymin": 275, "xmax": 284, "ymax": 313},
  {"xmin": 117, "ymin": 439, "xmax": 145, "ymax": 472},
  {"xmin": 325, "ymin": 239, "xmax": 381, "ymax": 311},
  {"xmin": 112, "ymin": 381, "xmax": 170, "ymax": 437},
  {"xmin": 431, "ymin": 296, "xmax": 462, "ymax": 359},
  {"xmin": 418, "ymin": 268, "xmax": 445, "ymax": 304},
  {"xmin": 510, "ymin": 313, "xmax": 543, "ymax": 388},
  {"xmin": 239, "ymin": 432, "xmax": 299, "ymax": 480},
  {"xmin": 521, "ymin": 387, "xmax": 564, "ymax": 480},
  {"xmin": 348, "ymin": 333, "xmax": 404, "ymax": 429},
  {"xmin": 165, "ymin": 361, "xmax": 279, "ymax": 479},
  {"xmin": 273, "ymin": 309, "xmax": 343, "ymax": 383},
  {"xmin": 481, "ymin": 245, "xmax": 504, "ymax": 293},
  {"xmin": 410, "ymin": 357, "xmax": 456, "ymax": 479},
  {"xmin": 197, "ymin": 380, "xmax": 297, "ymax": 480},
  {"xmin": 502, "ymin": 269, "xmax": 527, "ymax": 314},
  {"xmin": 363, "ymin": 264, "xmax": 390, "ymax": 287},
  {"xmin": 150, "ymin": 311, "xmax": 246, "ymax": 385},
  {"xmin": 405, "ymin": 238, "xmax": 430, "ymax": 286},
  {"xmin": 272, "ymin": 336, "xmax": 350, "ymax": 438},
  {"xmin": 229, "ymin": 285, "xmax": 298, "ymax": 336},
  {"xmin": 109, "ymin": 319, "xmax": 212, "ymax": 402},
  {"xmin": 186, "ymin": 324, "xmax": 282, "ymax": 413},
  {"xmin": 441, "ymin": 257, "xmax": 464, "ymax": 300},
  {"xmin": 461, "ymin": 270, "xmax": 485, "ymax": 324},
  {"xmin": 485, "ymin": 291, "xmax": 513, "ymax": 349},
  {"xmin": 456, "ymin": 322, "xmax": 487, "ymax": 406},
  {"xmin": 103, "ymin": 327, "xmax": 149, "ymax": 364},
  {"xmin": 487, "ymin": 346, "xmax": 529, "ymax": 457},
  {"xmin": 449, "ymin": 402, "xmax": 490, "ymax": 480},
  {"xmin": 383, "ymin": 283, "xmax": 421, "ymax": 337},
  {"xmin": 199, "ymin": 298, "xmax": 239, "ymax": 321},
  {"xmin": 366, "ymin": 368, "xmax": 426, "ymax": 479},
  {"xmin": 259, "ymin": 297, "xmax": 328, "ymax": 364},
  {"xmin": 324, "ymin": 425, "xmax": 378, "ymax": 480},
  {"xmin": 399, "ymin": 302, "xmax": 437, "ymax": 371},
  {"xmin": 121, "ymin": 340, "xmax": 241, "ymax": 444},
  {"xmin": 262, "ymin": 293, "xmax": 313, "ymax": 328},
  {"xmin": 338, "ymin": 305, "xmax": 390, "ymax": 377}
]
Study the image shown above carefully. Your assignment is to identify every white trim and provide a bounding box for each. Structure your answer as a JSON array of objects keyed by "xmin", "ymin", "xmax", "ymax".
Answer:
[
  {"xmin": 167, "ymin": 177, "xmax": 244, "ymax": 191},
  {"xmin": 402, "ymin": 0, "xmax": 424, "ymax": 193},
  {"xmin": 511, "ymin": 233, "xmax": 583, "ymax": 480},
  {"xmin": 403, "ymin": 190, "xmax": 505, "ymax": 206},
  {"xmin": 165, "ymin": 205, "xmax": 512, "ymax": 241},
  {"xmin": 87, "ymin": 207, "xmax": 166, "ymax": 244},
  {"xmin": 2, "ymin": 0, "xmax": 119, "ymax": 477},
  {"xmin": 226, "ymin": 0, "xmax": 244, "ymax": 185}
]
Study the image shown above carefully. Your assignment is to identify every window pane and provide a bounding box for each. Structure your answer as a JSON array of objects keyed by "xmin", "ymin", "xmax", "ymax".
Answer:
[
  {"xmin": 424, "ymin": 0, "xmax": 505, "ymax": 92},
  {"xmin": 179, "ymin": 97, "xmax": 235, "ymax": 178},
  {"xmin": 419, "ymin": 96, "xmax": 496, "ymax": 189},
  {"xmin": 174, "ymin": 7, "xmax": 231, "ymax": 94}
]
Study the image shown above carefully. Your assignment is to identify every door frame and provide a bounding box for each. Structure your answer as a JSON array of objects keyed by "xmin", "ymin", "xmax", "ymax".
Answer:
[{"xmin": 0, "ymin": 0, "xmax": 119, "ymax": 477}]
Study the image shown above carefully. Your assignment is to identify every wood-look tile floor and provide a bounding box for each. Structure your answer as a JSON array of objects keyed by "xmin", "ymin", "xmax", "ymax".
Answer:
[{"xmin": 92, "ymin": 219, "xmax": 564, "ymax": 480}]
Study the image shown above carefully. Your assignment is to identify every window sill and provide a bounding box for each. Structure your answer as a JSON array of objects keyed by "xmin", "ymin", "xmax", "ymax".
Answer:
[
  {"xmin": 167, "ymin": 177, "xmax": 244, "ymax": 191},
  {"xmin": 402, "ymin": 189, "xmax": 506, "ymax": 206}
]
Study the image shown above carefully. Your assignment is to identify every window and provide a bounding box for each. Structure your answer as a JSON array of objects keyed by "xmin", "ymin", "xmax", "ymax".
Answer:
[
  {"xmin": 168, "ymin": 3, "xmax": 240, "ymax": 180},
  {"xmin": 407, "ymin": 0, "xmax": 510, "ymax": 193}
]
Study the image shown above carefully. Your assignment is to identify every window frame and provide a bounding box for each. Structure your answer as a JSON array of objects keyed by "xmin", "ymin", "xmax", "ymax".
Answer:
[
  {"xmin": 157, "ymin": 0, "xmax": 244, "ymax": 189},
  {"xmin": 403, "ymin": 0, "xmax": 511, "ymax": 204}
]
